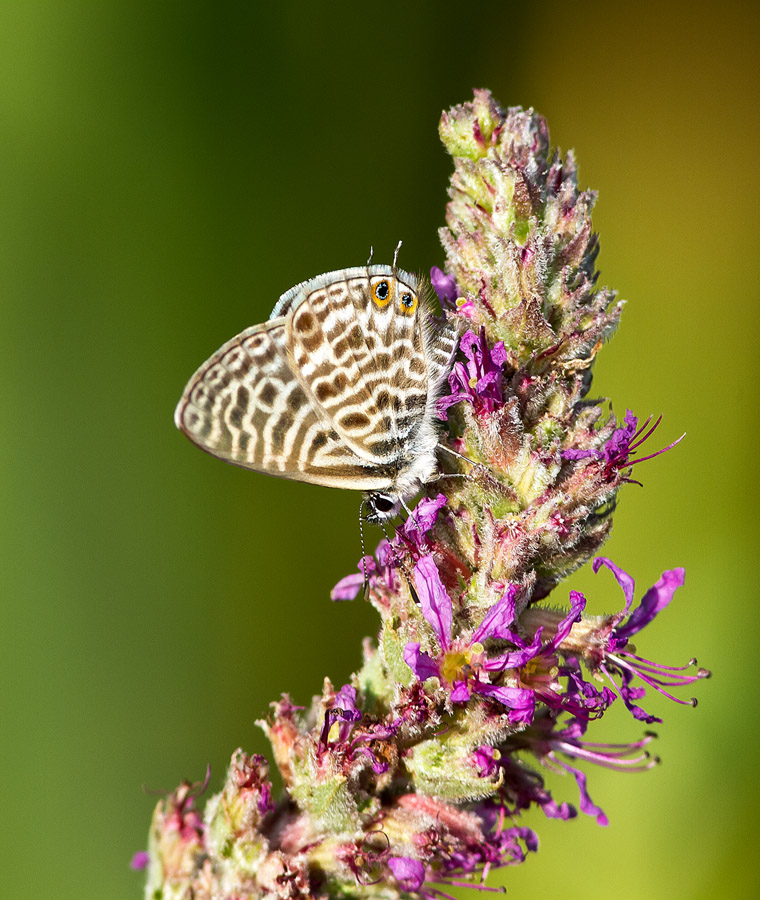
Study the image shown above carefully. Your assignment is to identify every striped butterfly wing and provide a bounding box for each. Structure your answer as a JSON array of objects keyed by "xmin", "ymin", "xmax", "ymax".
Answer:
[
  {"xmin": 284, "ymin": 267, "xmax": 430, "ymax": 471},
  {"xmin": 174, "ymin": 320, "xmax": 394, "ymax": 490}
]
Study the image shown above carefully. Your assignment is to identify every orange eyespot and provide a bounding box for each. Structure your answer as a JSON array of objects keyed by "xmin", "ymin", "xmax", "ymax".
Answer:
[
  {"xmin": 398, "ymin": 290, "xmax": 418, "ymax": 315},
  {"xmin": 371, "ymin": 279, "xmax": 393, "ymax": 307}
]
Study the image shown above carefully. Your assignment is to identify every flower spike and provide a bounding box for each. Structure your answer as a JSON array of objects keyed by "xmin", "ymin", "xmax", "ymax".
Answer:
[{"xmin": 143, "ymin": 91, "xmax": 707, "ymax": 900}]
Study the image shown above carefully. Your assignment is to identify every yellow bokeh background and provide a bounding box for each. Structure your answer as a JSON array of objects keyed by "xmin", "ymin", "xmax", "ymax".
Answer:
[{"xmin": 1, "ymin": 2, "xmax": 756, "ymax": 898}]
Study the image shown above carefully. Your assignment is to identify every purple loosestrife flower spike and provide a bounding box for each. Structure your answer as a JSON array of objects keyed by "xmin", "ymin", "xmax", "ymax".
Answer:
[{"xmin": 143, "ymin": 91, "xmax": 708, "ymax": 899}]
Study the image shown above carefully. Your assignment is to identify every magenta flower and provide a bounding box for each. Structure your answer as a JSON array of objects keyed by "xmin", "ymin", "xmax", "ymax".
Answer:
[
  {"xmin": 484, "ymin": 754, "xmax": 577, "ymax": 821},
  {"xmin": 563, "ymin": 411, "xmax": 685, "ymax": 484},
  {"xmin": 507, "ymin": 713, "xmax": 658, "ymax": 827},
  {"xmin": 330, "ymin": 539, "xmax": 399, "ymax": 602},
  {"xmin": 388, "ymin": 856, "xmax": 425, "ymax": 891},
  {"xmin": 396, "ymin": 493, "xmax": 448, "ymax": 551},
  {"xmin": 588, "ymin": 557, "xmax": 710, "ymax": 723},
  {"xmin": 387, "ymin": 806, "xmax": 537, "ymax": 898},
  {"xmin": 403, "ymin": 555, "xmax": 536, "ymax": 724},
  {"xmin": 318, "ymin": 684, "xmax": 405, "ymax": 776},
  {"xmin": 318, "ymin": 683, "xmax": 362, "ymax": 748},
  {"xmin": 437, "ymin": 328, "xmax": 509, "ymax": 420},
  {"xmin": 331, "ymin": 494, "xmax": 448, "ymax": 602},
  {"xmin": 430, "ymin": 265, "xmax": 459, "ymax": 310}
]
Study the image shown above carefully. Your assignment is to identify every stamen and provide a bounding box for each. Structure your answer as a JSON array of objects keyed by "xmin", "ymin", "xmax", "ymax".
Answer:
[
  {"xmin": 627, "ymin": 432, "xmax": 686, "ymax": 466},
  {"xmin": 629, "ymin": 413, "xmax": 660, "ymax": 448},
  {"xmin": 552, "ymin": 739, "xmax": 657, "ymax": 771},
  {"xmin": 437, "ymin": 442, "xmax": 479, "ymax": 468},
  {"xmin": 392, "ymin": 239, "xmax": 402, "ymax": 273},
  {"xmin": 603, "ymin": 657, "xmax": 698, "ymax": 707},
  {"xmin": 429, "ymin": 879, "xmax": 506, "ymax": 893}
]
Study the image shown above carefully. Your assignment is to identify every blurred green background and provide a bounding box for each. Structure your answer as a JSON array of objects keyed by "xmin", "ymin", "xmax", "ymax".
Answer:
[{"xmin": 1, "ymin": 1, "xmax": 756, "ymax": 898}]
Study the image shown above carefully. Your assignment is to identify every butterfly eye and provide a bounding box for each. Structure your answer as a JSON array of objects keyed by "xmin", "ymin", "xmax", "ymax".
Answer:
[
  {"xmin": 399, "ymin": 291, "xmax": 418, "ymax": 314},
  {"xmin": 372, "ymin": 280, "xmax": 392, "ymax": 306},
  {"xmin": 369, "ymin": 493, "xmax": 396, "ymax": 516}
]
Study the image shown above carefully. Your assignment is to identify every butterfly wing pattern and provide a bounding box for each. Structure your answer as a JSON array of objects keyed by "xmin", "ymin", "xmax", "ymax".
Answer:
[{"xmin": 175, "ymin": 264, "xmax": 459, "ymax": 520}]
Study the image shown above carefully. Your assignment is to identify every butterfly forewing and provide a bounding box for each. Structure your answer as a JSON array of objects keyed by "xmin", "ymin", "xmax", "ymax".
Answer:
[
  {"xmin": 286, "ymin": 268, "xmax": 429, "ymax": 467},
  {"xmin": 175, "ymin": 320, "xmax": 392, "ymax": 489}
]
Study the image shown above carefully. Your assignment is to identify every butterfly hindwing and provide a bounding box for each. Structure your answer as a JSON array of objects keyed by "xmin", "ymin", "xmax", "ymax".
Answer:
[{"xmin": 175, "ymin": 321, "xmax": 392, "ymax": 489}]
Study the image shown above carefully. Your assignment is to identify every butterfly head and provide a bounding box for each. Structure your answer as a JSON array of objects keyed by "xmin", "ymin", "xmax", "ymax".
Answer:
[{"xmin": 364, "ymin": 491, "xmax": 402, "ymax": 523}]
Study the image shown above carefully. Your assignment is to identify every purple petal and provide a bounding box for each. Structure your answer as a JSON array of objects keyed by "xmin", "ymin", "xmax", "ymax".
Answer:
[
  {"xmin": 331, "ymin": 555, "xmax": 376, "ymax": 601},
  {"xmin": 330, "ymin": 573, "xmax": 364, "ymax": 602},
  {"xmin": 471, "ymin": 584, "xmax": 519, "ymax": 643},
  {"xmin": 562, "ymin": 447, "xmax": 600, "ymax": 460},
  {"xmin": 615, "ymin": 568, "xmax": 685, "ymax": 641},
  {"xmin": 403, "ymin": 642, "xmax": 441, "ymax": 682},
  {"xmin": 593, "ymin": 556, "xmax": 635, "ymax": 613},
  {"xmin": 600, "ymin": 410, "xmax": 638, "ymax": 463},
  {"xmin": 401, "ymin": 494, "xmax": 447, "ymax": 543},
  {"xmin": 490, "ymin": 341, "xmax": 509, "ymax": 367},
  {"xmin": 389, "ymin": 856, "xmax": 426, "ymax": 891},
  {"xmin": 473, "ymin": 745, "xmax": 500, "ymax": 778},
  {"xmin": 543, "ymin": 590, "xmax": 587, "ymax": 654},
  {"xmin": 459, "ymin": 328, "xmax": 481, "ymax": 359},
  {"xmin": 319, "ymin": 684, "xmax": 362, "ymax": 745},
  {"xmin": 413, "ymin": 555, "xmax": 452, "ymax": 650},
  {"xmin": 560, "ymin": 761, "xmax": 608, "ymax": 826},
  {"xmin": 450, "ymin": 680, "xmax": 472, "ymax": 702},
  {"xmin": 353, "ymin": 746, "xmax": 390, "ymax": 774},
  {"xmin": 437, "ymin": 390, "xmax": 473, "ymax": 419},
  {"xmin": 621, "ymin": 409, "xmax": 638, "ymax": 431},
  {"xmin": 334, "ymin": 683, "xmax": 358, "ymax": 714},
  {"xmin": 475, "ymin": 370, "xmax": 500, "ymax": 393},
  {"xmin": 130, "ymin": 851, "xmax": 149, "ymax": 871},
  {"xmin": 484, "ymin": 627, "xmax": 544, "ymax": 670},
  {"xmin": 474, "ymin": 682, "xmax": 536, "ymax": 725},
  {"xmin": 430, "ymin": 266, "xmax": 459, "ymax": 307}
]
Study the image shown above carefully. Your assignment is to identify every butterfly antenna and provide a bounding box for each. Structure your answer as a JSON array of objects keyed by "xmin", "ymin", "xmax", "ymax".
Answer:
[
  {"xmin": 358, "ymin": 499, "xmax": 369, "ymax": 598},
  {"xmin": 437, "ymin": 442, "xmax": 478, "ymax": 467},
  {"xmin": 381, "ymin": 521, "xmax": 420, "ymax": 605},
  {"xmin": 433, "ymin": 443, "xmax": 488, "ymax": 494},
  {"xmin": 392, "ymin": 239, "xmax": 403, "ymax": 275},
  {"xmin": 430, "ymin": 471, "xmax": 470, "ymax": 485},
  {"xmin": 366, "ymin": 246, "xmax": 374, "ymax": 267},
  {"xmin": 400, "ymin": 497, "xmax": 431, "ymax": 554}
]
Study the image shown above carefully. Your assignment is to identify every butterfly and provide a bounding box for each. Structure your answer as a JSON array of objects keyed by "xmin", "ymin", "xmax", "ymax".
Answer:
[{"xmin": 174, "ymin": 260, "xmax": 459, "ymax": 522}]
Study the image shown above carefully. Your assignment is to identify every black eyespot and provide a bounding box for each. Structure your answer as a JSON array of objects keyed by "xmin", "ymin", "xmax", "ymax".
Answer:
[
  {"xmin": 375, "ymin": 280, "xmax": 389, "ymax": 300},
  {"xmin": 372, "ymin": 494, "xmax": 394, "ymax": 513},
  {"xmin": 402, "ymin": 292, "xmax": 413, "ymax": 308}
]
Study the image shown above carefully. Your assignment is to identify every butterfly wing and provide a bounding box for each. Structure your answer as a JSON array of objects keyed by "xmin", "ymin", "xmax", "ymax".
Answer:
[
  {"xmin": 174, "ymin": 320, "xmax": 394, "ymax": 490},
  {"xmin": 284, "ymin": 266, "xmax": 431, "ymax": 470},
  {"xmin": 426, "ymin": 317, "xmax": 460, "ymax": 394}
]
